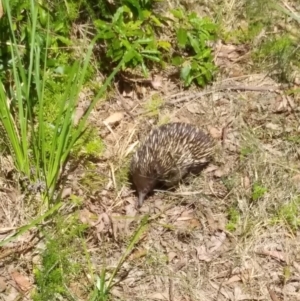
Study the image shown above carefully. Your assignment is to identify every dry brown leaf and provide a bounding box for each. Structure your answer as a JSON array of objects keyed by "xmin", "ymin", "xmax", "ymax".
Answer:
[
  {"xmin": 0, "ymin": 276, "xmax": 6, "ymax": 292},
  {"xmin": 151, "ymin": 75, "xmax": 163, "ymax": 90},
  {"xmin": 110, "ymin": 287, "xmax": 124, "ymax": 298},
  {"xmin": 214, "ymin": 169, "xmax": 225, "ymax": 178},
  {"xmin": 208, "ymin": 126, "xmax": 222, "ymax": 139},
  {"xmin": 167, "ymin": 251, "xmax": 177, "ymax": 262},
  {"xmin": 225, "ymin": 274, "xmax": 242, "ymax": 285},
  {"xmin": 69, "ymin": 282, "xmax": 86, "ymax": 299},
  {"xmin": 2, "ymin": 286, "xmax": 19, "ymax": 301},
  {"xmin": 147, "ymin": 292, "xmax": 169, "ymax": 300},
  {"xmin": 129, "ymin": 248, "xmax": 147, "ymax": 260},
  {"xmin": 242, "ymin": 176, "xmax": 251, "ymax": 189},
  {"xmin": 10, "ymin": 271, "xmax": 31, "ymax": 292},
  {"xmin": 293, "ymin": 261, "xmax": 300, "ymax": 273},
  {"xmin": 292, "ymin": 173, "xmax": 300, "ymax": 183},
  {"xmin": 188, "ymin": 218, "xmax": 201, "ymax": 229},
  {"xmin": 79, "ymin": 209, "xmax": 97, "ymax": 226},
  {"xmin": 103, "ymin": 112, "xmax": 124, "ymax": 124},
  {"xmin": 266, "ymin": 123, "xmax": 280, "ymax": 130},
  {"xmin": 186, "ymin": 102, "xmax": 205, "ymax": 114},
  {"xmin": 208, "ymin": 231, "xmax": 226, "ymax": 252},
  {"xmin": 61, "ymin": 187, "xmax": 72, "ymax": 199},
  {"xmin": 234, "ymin": 286, "xmax": 243, "ymax": 300},
  {"xmin": 209, "ymin": 280, "xmax": 234, "ymax": 299},
  {"xmin": 257, "ymin": 249, "xmax": 286, "ymax": 263},
  {"xmin": 204, "ymin": 208, "xmax": 218, "ymax": 231},
  {"xmin": 196, "ymin": 245, "xmax": 212, "ymax": 262},
  {"xmin": 262, "ymin": 144, "xmax": 283, "ymax": 157},
  {"xmin": 274, "ymin": 96, "xmax": 288, "ymax": 113},
  {"xmin": 124, "ymin": 204, "xmax": 138, "ymax": 233},
  {"xmin": 267, "ymin": 285, "xmax": 282, "ymax": 301},
  {"xmin": 204, "ymin": 165, "xmax": 219, "ymax": 173}
]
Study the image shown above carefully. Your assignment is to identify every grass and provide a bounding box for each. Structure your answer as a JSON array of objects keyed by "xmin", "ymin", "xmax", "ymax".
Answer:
[{"xmin": 1, "ymin": 0, "xmax": 300, "ymax": 300}]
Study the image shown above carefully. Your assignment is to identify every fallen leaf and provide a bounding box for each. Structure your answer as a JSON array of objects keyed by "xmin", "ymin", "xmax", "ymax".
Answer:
[
  {"xmin": 147, "ymin": 292, "xmax": 169, "ymax": 300},
  {"xmin": 110, "ymin": 287, "xmax": 123, "ymax": 298},
  {"xmin": 186, "ymin": 102, "xmax": 205, "ymax": 114},
  {"xmin": 293, "ymin": 261, "xmax": 300, "ymax": 273},
  {"xmin": 208, "ymin": 126, "xmax": 222, "ymax": 139},
  {"xmin": 214, "ymin": 169, "xmax": 225, "ymax": 178},
  {"xmin": 225, "ymin": 274, "xmax": 242, "ymax": 285},
  {"xmin": 69, "ymin": 282, "xmax": 85, "ymax": 299},
  {"xmin": 151, "ymin": 75, "xmax": 163, "ymax": 90},
  {"xmin": 196, "ymin": 245, "xmax": 212, "ymax": 262},
  {"xmin": 0, "ymin": 277, "xmax": 6, "ymax": 292},
  {"xmin": 267, "ymin": 285, "xmax": 282, "ymax": 301},
  {"xmin": 292, "ymin": 174, "xmax": 300, "ymax": 187},
  {"xmin": 204, "ymin": 208, "xmax": 218, "ymax": 231},
  {"xmin": 208, "ymin": 231, "xmax": 226, "ymax": 252},
  {"xmin": 188, "ymin": 218, "xmax": 201, "ymax": 229},
  {"xmin": 266, "ymin": 123, "xmax": 280, "ymax": 130},
  {"xmin": 257, "ymin": 249, "xmax": 286, "ymax": 263},
  {"xmin": 204, "ymin": 165, "xmax": 219, "ymax": 173},
  {"xmin": 103, "ymin": 112, "xmax": 124, "ymax": 125},
  {"xmin": 61, "ymin": 187, "xmax": 72, "ymax": 199},
  {"xmin": 167, "ymin": 251, "xmax": 177, "ymax": 262},
  {"xmin": 262, "ymin": 144, "xmax": 283, "ymax": 157},
  {"xmin": 79, "ymin": 209, "xmax": 97, "ymax": 226},
  {"xmin": 2, "ymin": 286, "xmax": 19, "ymax": 301},
  {"xmin": 243, "ymin": 176, "xmax": 251, "ymax": 189},
  {"xmin": 209, "ymin": 280, "xmax": 234, "ymax": 299},
  {"xmin": 130, "ymin": 249, "xmax": 147, "ymax": 260},
  {"xmin": 10, "ymin": 271, "xmax": 31, "ymax": 292}
]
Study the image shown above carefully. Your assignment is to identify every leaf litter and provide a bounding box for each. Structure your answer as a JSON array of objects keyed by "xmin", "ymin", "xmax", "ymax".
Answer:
[{"xmin": 2, "ymin": 2, "xmax": 300, "ymax": 301}]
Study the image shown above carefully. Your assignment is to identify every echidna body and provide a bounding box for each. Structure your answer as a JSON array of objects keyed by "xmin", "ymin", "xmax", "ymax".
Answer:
[{"xmin": 130, "ymin": 122, "xmax": 215, "ymax": 208}]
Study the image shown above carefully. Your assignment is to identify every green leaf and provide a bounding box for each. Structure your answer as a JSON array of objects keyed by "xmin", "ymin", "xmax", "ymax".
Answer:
[
  {"xmin": 177, "ymin": 28, "xmax": 187, "ymax": 48},
  {"xmin": 180, "ymin": 64, "xmax": 191, "ymax": 81},
  {"xmin": 171, "ymin": 9, "xmax": 184, "ymax": 20},
  {"xmin": 141, "ymin": 54, "xmax": 160, "ymax": 62},
  {"xmin": 135, "ymin": 38, "xmax": 154, "ymax": 44},
  {"xmin": 94, "ymin": 19, "xmax": 109, "ymax": 29},
  {"xmin": 172, "ymin": 56, "xmax": 183, "ymax": 66},
  {"xmin": 157, "ymin": 40, "xmax": 171, "ymax": 51},
  {"xmin": 187, "ymin": 33, "xmax": 200, "ymax": 53},
  {"xmin": 99, "ymin": 30, "xmax": 115, "ymax": 40},
  {"xmin": 150, "ymin": 15, "xmax": 163, "ymax": 26},
  {"xmin": 196, "ymin": 76, "xmax": 205, "ymax": 86},
  {"xmin": 56, "ymin": 36, "xmax": 72, "ymax": 46},
  {"xmin": 113, "ymin": 6, "xmax": 125, "ymax": 24},
  {"xmin": 140, "ymin": 49, "xmax": 160, "ymax": 54}
]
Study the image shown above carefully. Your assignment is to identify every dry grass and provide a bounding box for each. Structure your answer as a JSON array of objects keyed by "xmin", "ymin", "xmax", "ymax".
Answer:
[{"xmin": 1, "ymin": 0, "xmax": 300, "ymax": 300}]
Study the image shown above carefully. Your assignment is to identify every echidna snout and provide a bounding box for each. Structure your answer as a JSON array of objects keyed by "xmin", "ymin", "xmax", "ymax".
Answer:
[
  {"xmin": 131, "ymin": 172, "xmax": 157, "ymax": 208},
  {"xmin": 130, "ymin": 122, "xmax": 215, "ymax": 208}
]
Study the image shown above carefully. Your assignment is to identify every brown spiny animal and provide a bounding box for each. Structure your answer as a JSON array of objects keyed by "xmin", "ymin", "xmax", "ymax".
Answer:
[{"xmin": 130, "ymin": 122, "xmax": 215, "ymax": 208}]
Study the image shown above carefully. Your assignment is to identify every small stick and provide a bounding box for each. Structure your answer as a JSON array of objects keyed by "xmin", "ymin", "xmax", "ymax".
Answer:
[
  {"xmin": 114, "ymin": 82, "xmax": 136, "ymax": 119},
  {"xmin": 169, "ymin": 84, "xmax": 280, "ymax": 104}
]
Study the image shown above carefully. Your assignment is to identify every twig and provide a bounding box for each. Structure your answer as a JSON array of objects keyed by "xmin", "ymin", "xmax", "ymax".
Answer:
[
  {"xmin": 114, "ymin": 82, "xmax": 136, "ymax": 119},
  {"xmin": 169, "ymin": 84, "xmax": 280, "ymax": 104},
  {"xmin": 267, "ymin": 285, "xmax": 282, "ymax": 301}
]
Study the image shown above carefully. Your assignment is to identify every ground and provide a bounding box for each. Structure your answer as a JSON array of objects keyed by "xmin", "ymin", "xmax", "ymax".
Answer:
[{"xmin": 1, "ymin": 0, "xmax": 300, "ymax": 301}]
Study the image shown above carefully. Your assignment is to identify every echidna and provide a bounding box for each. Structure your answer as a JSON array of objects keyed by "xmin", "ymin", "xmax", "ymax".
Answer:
[{"xmin": 130, "ymin": 122, "xmax": 215, "ymax": 208}]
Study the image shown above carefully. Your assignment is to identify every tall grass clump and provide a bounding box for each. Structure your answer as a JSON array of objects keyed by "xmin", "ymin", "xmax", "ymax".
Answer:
[{"xmin": 0, "ymin": 0, "xmax": 123, "ymax": 211}]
